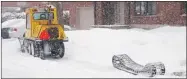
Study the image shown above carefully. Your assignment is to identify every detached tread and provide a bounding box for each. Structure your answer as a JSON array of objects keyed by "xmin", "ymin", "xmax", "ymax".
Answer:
[{"xmin": 112, "ymin": 54, "xmax": 165, "ymax": 77}]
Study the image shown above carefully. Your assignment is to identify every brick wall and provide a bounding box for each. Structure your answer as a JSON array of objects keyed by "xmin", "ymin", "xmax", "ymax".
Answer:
[
  {"xmin": 95, "ymin": 2, "xmax": 186, "ymax": 28},
  {"xmin": 130, "ymin": 2, "xmax": 186, "ymax": 27}
]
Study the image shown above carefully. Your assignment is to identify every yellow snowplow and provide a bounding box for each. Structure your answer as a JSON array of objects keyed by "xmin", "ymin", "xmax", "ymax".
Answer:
[{"xmin": 18, "ymin": 6, "xmax": 68, "ymax": 60}]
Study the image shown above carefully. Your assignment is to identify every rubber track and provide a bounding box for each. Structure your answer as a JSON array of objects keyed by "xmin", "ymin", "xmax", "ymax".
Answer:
[{"xmin": 112, "ymin": 54, "xmax": 165, "ymax": 77}]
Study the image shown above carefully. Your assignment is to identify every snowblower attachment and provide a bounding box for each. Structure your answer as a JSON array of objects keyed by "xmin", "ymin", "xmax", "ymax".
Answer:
[{"xmin": 112, "ymin": 54, "xmax": 165, "ymax": 77}]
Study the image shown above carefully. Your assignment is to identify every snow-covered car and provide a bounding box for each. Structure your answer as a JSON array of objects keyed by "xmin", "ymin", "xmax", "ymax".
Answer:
[
  {"xmin": 2, "ymin": 19, "xmax": 26, "ymax": 39},
  {"xmin": 64, "ymin": 25, "xmax": 72, "ymax": 31}
]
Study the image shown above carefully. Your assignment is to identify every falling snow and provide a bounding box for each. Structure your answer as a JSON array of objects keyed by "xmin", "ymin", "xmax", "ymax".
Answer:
[{"xmin": 1, "ymin": 1, "xmax": 186, "ymax": 78}]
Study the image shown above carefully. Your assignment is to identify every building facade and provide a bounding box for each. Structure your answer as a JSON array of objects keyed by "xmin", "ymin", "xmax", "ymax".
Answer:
[
  {"xmin": 95, "ymin": 2, "xmax": 186, "ymax": 29},
  {"xmin": 2, "ymin": 1, "xmax": 186, "ymax": 29}
]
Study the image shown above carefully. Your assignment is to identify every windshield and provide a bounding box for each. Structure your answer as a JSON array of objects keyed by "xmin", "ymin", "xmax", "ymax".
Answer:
[{"xmin": 33, "ymin": 12, "xmax": 54, "ymax": 20}]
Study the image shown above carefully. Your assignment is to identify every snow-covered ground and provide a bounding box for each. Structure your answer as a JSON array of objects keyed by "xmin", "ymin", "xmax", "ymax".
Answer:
[
  {"xmin": 2, "ymin": 22, "xmax": 186, "ymax": 78},
  {"xmin": 2, "ymin": 19, "xmax": 25, "ymax": 28}
]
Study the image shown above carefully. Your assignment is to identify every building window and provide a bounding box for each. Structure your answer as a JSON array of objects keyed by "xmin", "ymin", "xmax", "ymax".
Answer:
[{"xmin": 134, "ymin": 2, "xmax": 156, "ymax": 16}]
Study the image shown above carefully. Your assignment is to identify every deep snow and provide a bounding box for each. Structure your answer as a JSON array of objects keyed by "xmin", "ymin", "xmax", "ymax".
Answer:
[
  {"xmin": 2, "ymin": 24, "xmax": 186, "ymax": 78},
  {"xmin": 2, "ymin": 19, "xmax": 26, "ymax": 28}
]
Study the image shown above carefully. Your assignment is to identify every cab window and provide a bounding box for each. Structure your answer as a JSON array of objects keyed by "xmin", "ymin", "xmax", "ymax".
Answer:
[{"xmin": 33, "ymin": 12, "xmax": 54, "ymax": 20}]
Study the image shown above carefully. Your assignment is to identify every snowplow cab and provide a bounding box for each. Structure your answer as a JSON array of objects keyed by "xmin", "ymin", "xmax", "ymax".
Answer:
[{"xmin": 24, "ymin": 6, "xmax": 68, "ymax": 41}]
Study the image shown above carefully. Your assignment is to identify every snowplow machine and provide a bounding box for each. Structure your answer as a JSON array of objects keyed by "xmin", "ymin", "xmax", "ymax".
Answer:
[
  {"xmin": 112, "ymin": 54, "xmax": 165, "ymax": 77},
  {"xmin": 18, "ymin": 6, "xmax": 68, "ymax": 60}
]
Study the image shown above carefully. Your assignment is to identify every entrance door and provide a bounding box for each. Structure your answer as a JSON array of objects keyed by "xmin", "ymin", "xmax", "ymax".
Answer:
[{"xmin": 76, "ymin": 7, "xmax": 94, "ymax": 30}]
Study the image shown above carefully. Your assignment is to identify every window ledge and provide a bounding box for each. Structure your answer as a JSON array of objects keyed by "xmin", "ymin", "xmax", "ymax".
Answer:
[
  {"xmin": 133, "ymin": 15, "xmax": 160, "ymax": 17},
  {"xmin": 181, "ymin": 13, "xmax": 186, "ymax": 16}
]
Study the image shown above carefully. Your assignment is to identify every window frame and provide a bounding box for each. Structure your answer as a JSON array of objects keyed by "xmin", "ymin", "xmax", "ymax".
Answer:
[{"xmin": 134, "ymin": 1, "xmax": 156, "ymax": 16}]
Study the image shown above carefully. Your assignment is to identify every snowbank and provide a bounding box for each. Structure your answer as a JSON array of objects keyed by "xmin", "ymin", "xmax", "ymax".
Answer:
[
  {"xmin": 2, "ymin": 11, "xmax": 26, "ymax": 22},
  {"xmin": 2, "ymin": 25, "xmax": 186, "ymax": 78},
  {"xmin": 64, "ymin": 25, "xmax": 72, "ymax": 30},
  {"xmin": 149, "ymin": 26, "xmax": 186, "ymax": 32},
  {"xmin": 2, "ymin": 19, "xmax": 26, "ymax": 28}
]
